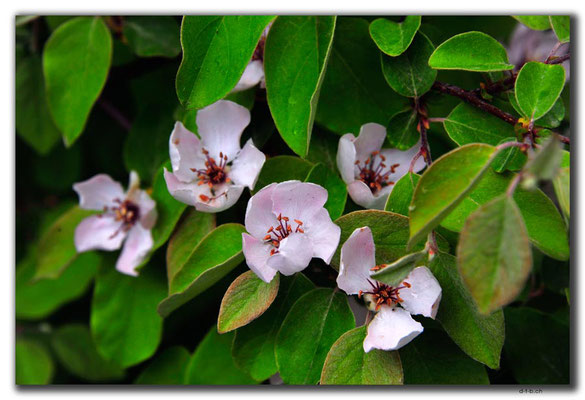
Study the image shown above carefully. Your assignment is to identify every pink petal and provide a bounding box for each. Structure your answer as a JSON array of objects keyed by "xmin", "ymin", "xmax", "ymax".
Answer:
[
  {"xmin": 266, "ymin": 233, "xmax": 313, "ymax": 276},
  {"xmin": 229, "ymin": 139, "xmax": 266, "ymax": 190},
  {"xmin": 164, "ymin": 168, "xmax": 198, "ymax": 206},
  {"xmin": 245, "ymin": 183, "xmax": 279, "ymax": 239},
  {"xmin": 242, "ymin": 233, "xmax": 277, "ymax": 283},
  {"xmin": 232, "ymin": 60, "xmax": 265, "ymax": 93},
  {"xmin": 169, "ymin": 121, "xmax": 204, "ymax": 183},
  {"xmin": 115, "ymin": 224, "xmax": 153, "ymax": 276},
  {"xmin": 305, "ymin": 208, "xmax": 340, "ymax": 264},
  {"xmin": 363, "ymin": 306, "xmax": 424, "ymax": 352},
  {"xmin": 336, "ymin": 134, "xmax": 357, "ymax": 184},
  {"xmin": 399, "ymin": 267, "xmax": 442, "ymax": 319},
  {"xmin": 337, "ymin": 227, "xmax": 376, "ymax": 295},
  {"xmin": 353, "ymin": 123, "xmax": 386, "ymax": 165},
  {"xmin": 73, "ymin": 174, "xmax": 125, "ymax": 211},
  {"xmin": 347, "ymin": 180, "xmax": 380, "ymax": 209},
  {"xmin": 194, "ymin": 184, "xmax": 244, "ymax": 213},
  {"xmin": 74, "ymin": 215, "xmax": 126, "ymax": 252},
  {"xmin": 271, "ymin": 181, "xmax": 328, "ymax": 222},
  {"xmin": 380, "ymin": 139, "xmax": 426, "ymax": 182}
]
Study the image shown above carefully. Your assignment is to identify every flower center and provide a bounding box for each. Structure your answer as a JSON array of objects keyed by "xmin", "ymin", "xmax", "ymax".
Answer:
[
  {"xmin": 252, "ymin": 34, "xmax": 266, "ymax": 62},
  {"xmin": 262, "ymin": 214, "xmax": 304, "ymax": 256},
  {"xmin": 355, "ymin": 151, "xmax": 399, "ymax": 194},
  {"xmin": 192, "ymin": 148, "xmax": 231, "ymax": 188},
  {"xmin": 359, "ymin": 279, "xmax": 411, "ymax": 311},
  {"xmin": 103, "ymin": 199, "xmax": 141, "ymax": 239}
]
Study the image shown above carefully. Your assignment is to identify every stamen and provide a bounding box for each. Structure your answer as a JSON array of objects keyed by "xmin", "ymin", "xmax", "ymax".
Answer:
[
  {"xmin": 355, "ymin": 151, "xmax": 399, "ymax": 194},
  {"xmin": 263, "ymin": 216, "xmax": 305, "ymax": 255}
]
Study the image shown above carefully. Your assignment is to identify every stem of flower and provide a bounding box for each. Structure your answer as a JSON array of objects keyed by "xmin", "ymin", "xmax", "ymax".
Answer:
[{"xmin": 506, "ymin": 172, "xmax": 523, "ymax": 197}]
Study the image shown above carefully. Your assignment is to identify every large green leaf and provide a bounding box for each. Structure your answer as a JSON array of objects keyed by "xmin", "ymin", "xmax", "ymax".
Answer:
[
  {"xmin": 553, "ymin": 152, "xmax": 570, "ymax": 220},
  {"xmin": 16, "ymin": 55, "xmax": 60, "ymax": 155},
  {"xmin": 550, "ymin": 16, "xmax": 570, "ymax": 43},
  {"xmin": 91, "ymin": 263, "xmax": 166, "ymax": 368},
  {"xmin": 457, "ymin": 195, "xmax": 532, "ymax": 314},
  {"xmin": 381, "ymin": 32, "xmax": 437, "ymax": 98},
  {"xmin": 369, "ymin": 16, "xmax": 421, "ymax": 56},
  {"xmin": 321, "ymin": 326, "xmax": 403, "ymax": 385},
  {"xmin": 275, "ymin": 288, "xmax": 355, "ymax": 384},
  {"xmin": 304, "ymin": 163, "xmax": 347, "ymax": 220},
  {"xmin": 123, "ymin": 16, "xmax": 181, "ymax": 58},
  {"xmin": 384, "ymin": 172, "xmax": 420, "ymax": 215},
  {"xmin": 315, "ymin": 17, "xmax": 408, "ymax": 135},
  {"xmin": 157, "ymin": 223, "xmax": 246, "ymax": 317},
  {"xmin": 430, "ymin": 252, "xmax": 504, "ymax": 369},
  {"xmin": 515, "ymin": 62, "xmax": 566, "ymax": 121},
  {"xmin": 264, "ymin": 16, "xmax": 336, "ymax": 157},
  {"xmin": 16, "ymin": 339, "xmax": 54, "ymax": 385},
  {"xmin": 385, "ymin": 110, "xmax": 419, "ymax": 150},
  {"xmin": 175, "ymin": 16, "xmax": 275, "ymax": 110},
  {"xmin": 43, "ymin": 17, "xmax": 112, "ymax": 145},
  {"xmin": 134, "ymin": 347, "xmax": 190, "ymax": 384},
  {"xmin": 408, "ymin": 144, "xmax": 497, "ymax": 248},
  {"xmin": 232, "ymin": 273, "xmax": 314, "ymax": 381},
  {"xmin": 218, "ymin": 271, "xmax": 280, "ymax": 333},
  {"xmin": 512, "ymin": 16, "xmax": 551, "ymax": 30},
  {"xmin": 253, "ymin": 155, "xmax": 314, "ymax": 193},
  {"xmin": 428, "ymin": 31, "xmax": 513, "ymax": 72}
]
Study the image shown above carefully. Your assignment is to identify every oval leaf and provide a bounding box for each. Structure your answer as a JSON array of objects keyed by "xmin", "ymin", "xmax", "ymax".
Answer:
[
  {"xmin": 384, "ymin": 172, "xmax": 420, "ymax": 215},
  {"xmin": 16, "ymin": 339, "xmax": 54, "ymax": 385},
  {"xmin": 515, "ymin": 61, "xmax": 566, "ymax": 121},
  {"xmin": 369, "ymin": 16, "xmax": 421, "ymax": 56},
  {"xmin": 304, "ymin": 162, "xmax": 347, "ymax": 220},
  {"xmin": 512, "ymin": 16, "xmax": 551, "ymax": 30},
  {"xmin": 371, "ymin": 249, "xmax": 427, "ymax": 287},
  {"xmin": 123, "ymin": 16, "xmax": 180, "ymax": 58},
  {"xmin": 550, "ymin": 16, "xmax": 570, "ymax": 43},
  {"xmin": 253, "ymin": 155, "xmax": 314, "ymax": 193}
]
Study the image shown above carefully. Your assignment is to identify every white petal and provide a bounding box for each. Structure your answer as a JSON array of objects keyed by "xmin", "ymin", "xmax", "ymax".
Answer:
[
  {"xmin": 266, "ymin": 233, "xmax": 313, "ymax": 276},
  {"xmin": 337, "ymin": 226, "xmax": 376, "ymax": 295},
  {"xmin": 229, "ymin": 139, "xmax": 266, "ymax": 190},
  {"xmin": 197, "ymin": 100, "xmax": 251, "ymax": 161},
  {"xmin": 363, "ymin": 306, "xmax": 424, "ymax": 352},
  {"xmin": 115, "ymin": 224, "xmax": 153, "ymax": 276},
  {"xmin": 129, "ymin": 189, "xmax": 157, "ymax": 230},
  {"xmin": 245, "ymin": 183, "xmax": 279, "ymax": 239},
  {"xmin": 399, "ymin": 266, "xmax": 442, "ymax": 319},
  {"xmin": 232, "ymin": 60, "xmax": 265, "ymax": 93},
  {"xmin": 164, "ymin": 168, "xmax": 198, "ymax": 206},
  {"xmin": 353, "ymin": 123, "xmax": 386, "ymax": 164},
  {"xmin": 73, "ymin": 174, "xmax": 125, "ymax": 211},
  {"xmin": 194, "ymin": 184, "xmax": 244, "ymax": 213},
  {"xmin": 347, "ymin": 180, "xmax": 387, "ymax": 209},
  {"xmin": 380, "ymin": 139, "xmax": 426, "ymax": 182},
  {"xmin": 169, "ymin": 121, "xmax": 204, "ymax": 182},
  {"xmin": 242, "ymin": 233, "xmax": 278, "ymax": 283},
  {"xmin": 74, "ymin": 215, "xmax": 126, "ymax": 252},
  {"xmin": 336, "ymin": 134, "xmax": 357, "ymax": 184},
  {"xmin": 271, "ymin": 181, "xmax": 328, "ymax": 222},
  {"xmin": 304, "ymin": 208, "xmax": 340, "ymax": 264}
]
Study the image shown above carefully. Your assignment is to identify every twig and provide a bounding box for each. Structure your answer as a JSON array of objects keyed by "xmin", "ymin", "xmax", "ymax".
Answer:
[
  {"xmin": 506, "ymin": 172, "xmax": 523, "ymax": 197},
  {"xmin": 546, "ymin": 53, "xmax": 570, "ymax": 65},
  {"xmin": 98, "ymin": 99, "xmax": 132, "ymax": 131}
]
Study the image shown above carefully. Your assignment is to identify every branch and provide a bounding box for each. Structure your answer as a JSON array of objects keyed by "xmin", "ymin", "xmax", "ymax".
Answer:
[
  {"xmin": 546, "ymin": 53, "xmax": 570, "ymax": 65},
  {"xmin": 98, "ymin": 99, "xmax": 132, "ymax": 131}
]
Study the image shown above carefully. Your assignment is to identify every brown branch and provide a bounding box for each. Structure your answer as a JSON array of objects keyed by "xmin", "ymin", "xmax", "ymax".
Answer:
[{"xmin": 546, "ymin": 53, "xmax": 570, "ymax": 65}]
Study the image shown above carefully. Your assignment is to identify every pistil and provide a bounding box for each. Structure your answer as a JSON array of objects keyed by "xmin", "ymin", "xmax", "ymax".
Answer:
[
  {"xmin": 355, "ymin": 151, "xmax": 398, "ymax": 193},
  {"xmin": 359, "ymin": 279, "xmax": 411, "ymax": 311},
  {"xmin": 263, "ymin": 214, "xmax": 304, "ymax": 255}
]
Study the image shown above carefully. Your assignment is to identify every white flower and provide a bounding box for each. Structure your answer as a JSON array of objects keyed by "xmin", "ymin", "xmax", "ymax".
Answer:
[
  {"xmin": 242, "ymin": 180, "xmax": 341, "ymax": 283},
  {"xmin": 231, "ymin": 23, "xmax": 271, "ymax": 92},
  {"xmin": 337, "ymin": 226, "xmax": 442, "ymax": 352},
  {"xmin": 164, "ymin": 100, "xmax": 266, "ymax": 213},
  {"xmin": 73, "ymin": 171, "xmax": 157, "ymax": 276},
  {"xmin": 336, "ymin": 123, "xmax": 426, "ymax": 209}
]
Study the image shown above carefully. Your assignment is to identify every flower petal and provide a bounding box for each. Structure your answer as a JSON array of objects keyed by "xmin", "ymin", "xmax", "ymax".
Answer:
[
  {"xmin": 266, "ymin": 233, "xmax": 313, "ymax": 276},
  {"xmin": 232, "ymin": 60, "xmax": 265, "ymax": 92},
  {"xmin": 271, "ymin": 181, "xmax": 328, "ymax": 222},
  {"xmin": 305, "ymin": 208, "xmax": 340, "ymax": 264},
  {"xmin": 245, "ymin": 183, "xmax": 279, "ymax": 238},
  {"xmin": 229, "ymin": 139, "xmax": 266, "ymax": 190},
  {"xmin": 73, "ymin": 174, "xmax": 125, "ymax": 211},
  {"xmin": 242, "ymin": 233, "xmax": 277, "ymax": 283},
  {"xmin": 194, "ymin": 184, "xmax": 244, "ymax": 213},
  {"xmin": 132, "ymin": 190, "xmax": 158, "ymax": 230},
  {"xmin": 353, "ymin": 123, "xmax": 386, "ymax": 164},
  {"xmin": 336, "ymin": 134, "xmax": 357, "ymax": 184},
  {"xmin": 363, "ymin": 306, "xmax": 424, "ymax": 352},
  {"xmin": 399, "ymin": 266, "xmax": 442, "ymax": 319},
  {"xmin": 164, "ymin": 168, "xmax": 198, "ymax": 206},
  {"xmin": 74, "ymin": 215, "xmax": 126, "ymax": 252},
  {"xmin": 169, "ymin": 121, "xmax": 204, "ymax": 182},
  {"xmin": 380, "ymin": 139, "xmax": 426, "ymax": 182},
  {"xmin": 115, "ymin": 224, "xmax": 153, "ymax": 276},
  {"xmin": 197, "ymin": 100, "xmax": 250, "ymax": 161},
  {"xmin": 337, "ymin": 227, "xmax": 376, "ymax": 295},
  {"xmin": 347, "ymin": 180, "xmax": 388, "ymax": 210}
]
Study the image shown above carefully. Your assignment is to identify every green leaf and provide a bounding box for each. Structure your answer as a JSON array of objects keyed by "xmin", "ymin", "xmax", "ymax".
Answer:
[
  {"xmin": 157, "ymin": 223, "xmax": 246, "ymax": 318},
  {"xmin": 307, "ymin": 127, "xmax": 341, "ymax": 172},
  {"xmin": 218, "ymin": 271, "xmax": 280, "ymax": 333},
  {"xmin": 321, "ymin": 326, "xmax": 403, "ymax": 385},
  {"xmin": 428, "ymin": 31, "xmax": 514, "ymax": 72},
  {"xmin": 123, "ymin": 16, "xmax": 180, "ymax": 58},
  {"xmin": 523, "ymin": 135, "xmax": 564, "ymax": 184},
  {"xmin": 429, "ymin": 251, "xmax": 504, "ymax": 369},
  {"xmin": 400, "ymin": 329, "xmax": 489, "ymax": 384},
  {"xmin": 232, "ymin": 273, "xmax": 314, "ymax": 381},
  {"xmin": 184, "ymin": 327, "xmax": 257, "ymax": 384},
  {"xmin": 534, "ymin": 96, "xmax": 565, "ymax": 128},
  {"xmin": 43, "ymin": 17, "xmax": 112, "ymax": 145},
  {"xmin": 384, "ymin": 172, "xmax": 420, "ymax": 215},
  {"xmin": 385, "ymin": 110, "xmax": 419, "ymax": 150},
  {"xmin": 457, "ymin": 195, "xmax": 532, "ymax": 314},
  {"xmin": 51, "ymin": 324, "xmax": 124, "ymax": 382},
  {"xmin": 304, "ymin": 163, "xmax": 347, "ymax": 220},
  {"xmin": 371, "ymin": 250, "xmax": 427, "ymax": 287},
  {"xmin": 369, "ymin": 16, "xmax": 421, "ymax": 56},
  {"xmin": 34, "ymin": 206, "xmax": 95, "ymax": 280},
  {"xmin": 408, "ymin": 144, "xmax": 497, "ymax": 249},
  {"xmin": 45, "ymin": 16, "xmax": 72, "ymax": 31},
  {"xmin": 553, "ymin": 152, "xmax": 570, "ymax": 220},
  {"xmin": 512, "ymin": 16, "xmax": 551, "ymax": 30},
  {"xmin": 504, "ymin": 307, "xmax": 569, "ymax": 384},
  {"xmin": 16, "ymin": 55, "xmax": 60, "ymax": 155},
  {"xmin": 444, "ymin": 102, "xmax": 516, "ymax": 146},
  {"xmin": 515, "ymin": 61, "xmax": 566, "ymax": 121},
  {"xmin": 381, "ymin": 32, "xmax": 437, "ymax": 98},
  {"xmin": 91, "ymin": 263, "xmax": 166, "ymax": 368},
  {"xmin": 550, "ymin": 16, "xmax": 570, "ymax": 43},
  {"xmin": 134, "ymin": 346, "xmax": 190, "ymax": 385},
  {"xmin": 253, "ymin": 155, "xmax": 314, "ymax": 193},
  {"xmin": 492, "ymin": 138, "xmax": 527, "ymax": 173},
  {"xmin": 264, "ymin": 16, "xmax": 336, "ymax": 157},
  {"xmin": 315, "ymin": 17, "xmax": 409, "ymax": 135},
  {"xmin": 16, "ymin": 339, "xmax": 54, "ymax": 385},
  {"xmin": 175, "ymin": 16, "xmax": 275, "ymax": 110},
  {"xmin": 275, "ymin": 288, "xmax": 355, "ymax": 384}
]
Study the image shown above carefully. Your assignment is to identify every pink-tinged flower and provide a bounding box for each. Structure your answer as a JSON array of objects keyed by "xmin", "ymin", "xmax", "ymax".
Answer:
[
  {"xmin": 164, "ymin": 100, "xmax": 266, "ymax": 213},
  {"xmin": 336, "ymin": 123, "xmax": 426, "ymax": 210},
  {"xmin": 232, "ymin": 23, "xmax": 271, "ymax": 92},
  {"xmin": 73, "ymin": 171, "xmax": 157, "ymax": 277},
  {"xmin": 337, "ymin": 227, "xmax": 442, "ymax": 352},
  {"xmin": 242, "ymin": 180, "xmax": 341, "ymax": 283}
]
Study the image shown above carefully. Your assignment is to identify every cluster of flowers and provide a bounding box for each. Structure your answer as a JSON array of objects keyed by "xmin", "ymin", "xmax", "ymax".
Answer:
[{"xmin": 72, "ymin": 33, "xmax": 440, "ymax": 353}]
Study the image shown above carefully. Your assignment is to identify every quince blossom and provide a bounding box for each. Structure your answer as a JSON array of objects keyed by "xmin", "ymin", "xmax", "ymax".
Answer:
[
  {"xmin": 73, "ymin": 171, "xmax": 157, "ymax": 276},
  {"xmin": 231, "ymin": 23, "xmax": 271, "ymax": 92},
  {"xmin": 242, "ymin": 180, "xmax": 341, "ymax": 283},
  {"xmin": 336, "ymin": 123, "xmax": 426, "ymax": 209},
  {"xmin": 164, "ymin": 100, "xmax": 266, "ymax": 213},
  {"xmin": 337, "ymin": 226, "xmax": 442, "ymax": 352}
]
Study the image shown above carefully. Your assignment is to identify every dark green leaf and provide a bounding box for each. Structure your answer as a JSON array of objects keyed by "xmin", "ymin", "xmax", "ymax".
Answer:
[
  {"xmin": 371, "ymin": 250, "xmax": 427, "ymax": 287},
  {"xmin": 515, "ymin": 61, "xmax": 565, "ymax": 121},
  {"xmin": 369, "ymin": 16, "xmax": 421, "ymax": 56},
  {"xmin": 384, "ymin": 172, "xmax": 420, "ymax": 215},
  {"xmin": 523, "ymin": 135, "xmax": 564, "ymax": 185},
  {"xmin": 550, "ymin": 16, "xmax": 570, "ymax": 43},
  {"xmin": 253, "ymin": 155, "xmax": 314, "ymax": 193},
  {"xmin": 134, "ymin": 347, "xmax": 190, "ymax": 385},
  {"xmin": 385, "ymin": 110, "xmax": 419, "ymax": 150},
  {"xmin": 492, "ymin": 139, "xmax": 527, "ymax": 173},
  {"xmin": 512, "ymin": 16, "xmax": 551, "ymax": 30},
  {"xmin": 304, "ymin": 163, "xmax": 347, "ymax": 220},
  {"xmin": 553, "ymin": 151, "xmax": 570, "ymax": 220},
  {"xmin": 123, "ymin": 16, "xmax": 181, "ymax": 58},
  {"xmin": 16, "ymin": 339, "xmax": 54, "ymax": 385}
]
